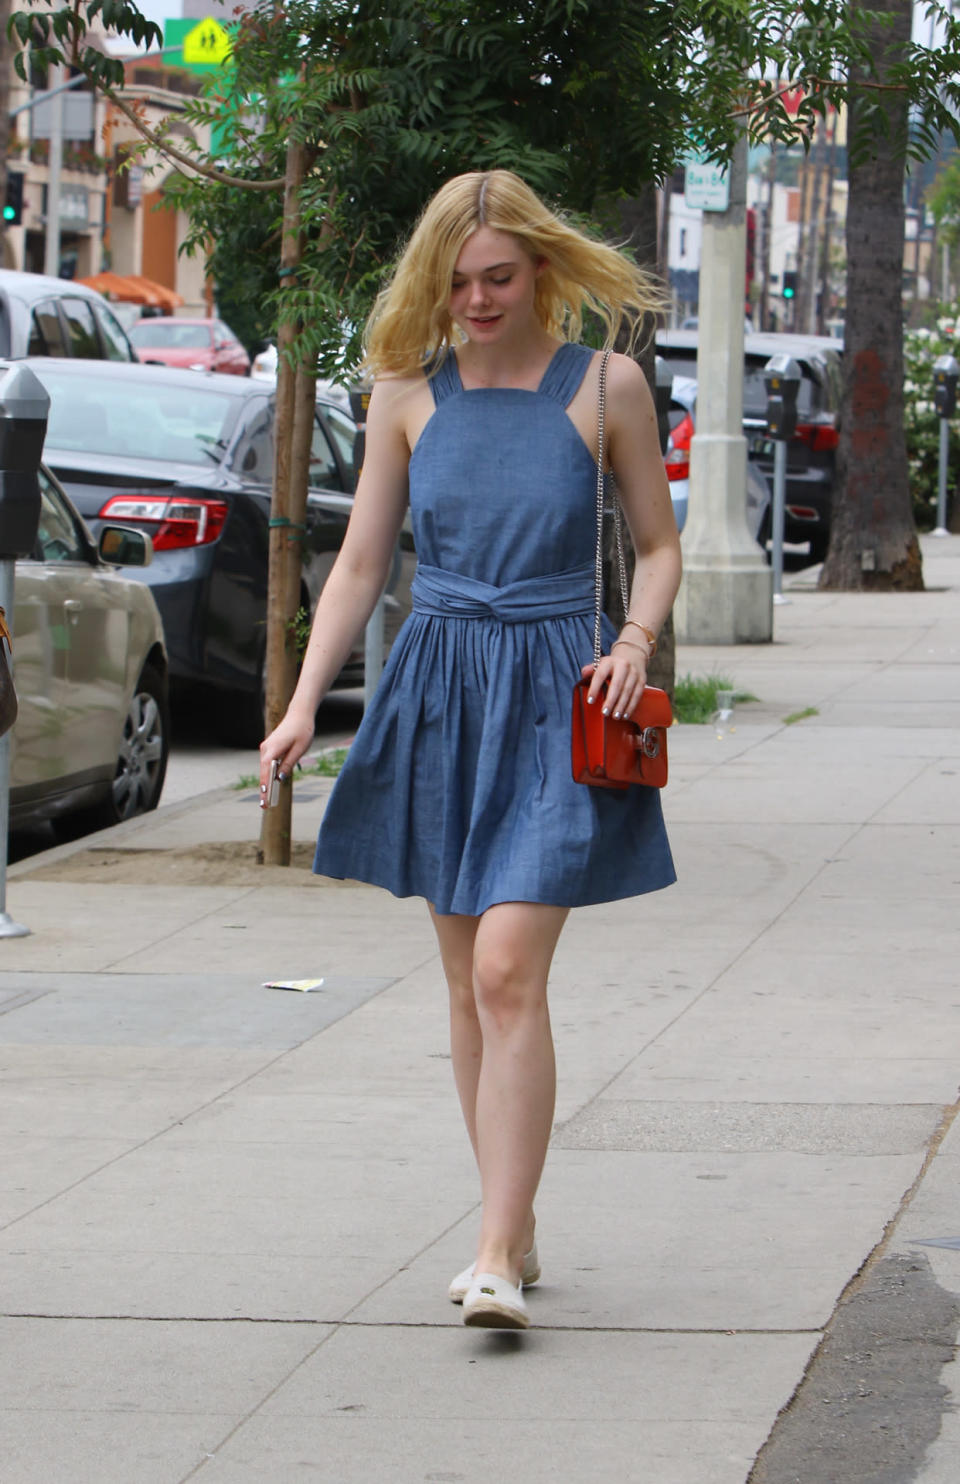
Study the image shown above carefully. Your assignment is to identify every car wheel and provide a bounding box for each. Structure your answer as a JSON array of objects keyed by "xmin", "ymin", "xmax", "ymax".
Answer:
[
  {"xmin": 56, "ymin": 665, "xmax": 169, "ymax": 838},
  {"xmin": 216, "ymin": 669, "xmax": 266, "ymax": 749}
]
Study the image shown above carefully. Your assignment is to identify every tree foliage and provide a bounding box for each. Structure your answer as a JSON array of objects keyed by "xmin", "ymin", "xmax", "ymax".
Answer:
[
  {"xmin": 928, "ymin": 153, "xmax": 960, "ymax": 251},
  {"xmin": 11, "ymin": 0, "xmax": 960, "ymax": 378}
]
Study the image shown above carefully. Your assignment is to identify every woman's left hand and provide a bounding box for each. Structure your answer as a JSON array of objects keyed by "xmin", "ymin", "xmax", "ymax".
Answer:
[{"xmin": 581, "ymin": 639, "xmax": 648, "ymax": 721}]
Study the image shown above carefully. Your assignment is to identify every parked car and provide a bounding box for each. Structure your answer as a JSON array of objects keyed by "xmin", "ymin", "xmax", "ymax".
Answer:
[
  {"xmin": 0, "ymin": 269, "xmax": 137, "ymax": 363},
  {"xmin": 663, "ymin": 373, "xmax": 770, "ymax": 545},
  {"xmin": 657, "ymin": 329, "xmax": 843, "ymax": 561},
  {"xmin": 28, "ymin": 359, "xmax": 415, "ymax": 743},
  {"xmin": 128, "ymin": 316, "xmax": 251, "ymax": 376},
  {"xmin": 11, "ymin": 464, "xmax": 168, "ymax": 835},
  {"xmin": 250, "ymin": 340, "xmax": 352, "ymax": 410}
]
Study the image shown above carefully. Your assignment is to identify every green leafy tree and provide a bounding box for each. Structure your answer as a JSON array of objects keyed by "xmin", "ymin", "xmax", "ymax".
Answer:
[
  {"xmin": 903, "ymin": 315, "xmax": 960, "ymax": 529},
  {"xmin": 928, "ymin": 153, "xmax": 960, "ymax": 251}
]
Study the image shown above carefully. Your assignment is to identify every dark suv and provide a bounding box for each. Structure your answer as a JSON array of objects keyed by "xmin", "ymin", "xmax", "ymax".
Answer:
[
  {"xmin": 0, "ymin": 269, "xmax": 136, "ymax": 363},
  {"xmin": 656, "ymin": 330, "xmax": 843, "ymax": 562}
]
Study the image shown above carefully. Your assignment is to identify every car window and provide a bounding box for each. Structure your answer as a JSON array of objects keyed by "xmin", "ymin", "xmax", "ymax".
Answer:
[
  {"xmin": 320, "ymin": 403, "xmax": 358, "ymax": 472},
  {"xmin": 93, "ymin": 303, "xmax": 134, "ymax": 361},
  {"xmin": 38, "ymin": 367, "xmax": 236, "ymax": 465},
  {"xmin": 129, "ymin": 321, "xmax": 210, "ymax": 349},
  {"xmin": 28, "ymin": 301, "xmax": 68, "ymax": 357},
  {"xmin": 60, "ymin": 298, "xmax": 101, "ymax": 358},
  {"xmin": 214, "ymin": 321, "xmax": 235, "ymax": 343},
  {"xmin": 35, "ymin": 471, "xmax": 89, "ymax": 563},
  {"xmin": 231, "ymin": 401, "xmax": 273, "ymax": 481},
  {"xmin": 308, "ymin": 417, "xmax": 343, "ymax": 491}
]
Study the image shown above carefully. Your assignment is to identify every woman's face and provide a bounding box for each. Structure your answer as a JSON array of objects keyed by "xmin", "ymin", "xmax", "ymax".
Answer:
[{"xmin": 448, "ymin": 227, "xmax": 544, "ymax": 346}]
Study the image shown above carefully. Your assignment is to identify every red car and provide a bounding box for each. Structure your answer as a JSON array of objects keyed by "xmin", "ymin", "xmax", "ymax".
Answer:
[{"xmin": 128, "ymin": 316, "xmax": 251, "ymax": 376}]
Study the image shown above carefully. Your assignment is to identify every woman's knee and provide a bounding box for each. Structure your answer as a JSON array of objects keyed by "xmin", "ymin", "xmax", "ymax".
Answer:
[{"xmin": 472, "ymin": 943, "xmax": 547, "ymax": 1027}]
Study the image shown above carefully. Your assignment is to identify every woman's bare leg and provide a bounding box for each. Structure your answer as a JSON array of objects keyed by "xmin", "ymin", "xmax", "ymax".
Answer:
[
  {"xmin": 428, "ymin": 906, "xmax": 483, "ymax": 1160},
  {"xmin": 470, "ymin": 902, "xmax": 567, "ymax": 1282}
]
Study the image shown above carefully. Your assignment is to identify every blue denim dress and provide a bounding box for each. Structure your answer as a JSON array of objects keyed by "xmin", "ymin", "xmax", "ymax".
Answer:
[{"xmin": 313, "ymin": 342, "xmax": 676, "ymax": 915}]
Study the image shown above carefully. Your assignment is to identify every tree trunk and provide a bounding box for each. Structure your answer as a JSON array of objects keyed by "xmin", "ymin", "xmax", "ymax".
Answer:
[
  {"xmin": 260, "ymin": 137, "xmax": 305, "ymax": 865},
  {"xmin": 819, "ymin": 0, "xmax": 923, "ymax": 591},
  {"xmin": 615, "ymin": 183, "xmax": 676, "ymax": 702}
]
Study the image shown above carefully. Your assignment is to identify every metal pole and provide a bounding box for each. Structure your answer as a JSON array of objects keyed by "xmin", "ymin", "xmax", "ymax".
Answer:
[
  {"xmin": 932, "ymin": 417, "xmax": 950, "ymax": 537},
  {"xmin": 43, "ymin": 68, "xmax": 63, "ymax": 278},
  {"xmin": 0, "ymin": 558, "xmax": 29, "ymax": 938},
  {"xmin": 772, "ymin": 439, "xmax": 790, "ymax": 604},
  {"xmin": 363, "ymin": 596, "xmax": 385, "ymax": 710}
]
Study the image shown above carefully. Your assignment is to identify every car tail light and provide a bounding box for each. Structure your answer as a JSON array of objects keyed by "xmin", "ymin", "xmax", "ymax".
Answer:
[
  {"xmin": 786, "ymin": 504, "xmax": 819, "ymax": 522},
  {"xmin": 98, "ymin": 495, "xmax": 229, "ymax": 550},
  {"xmin": 794, "ymin": 422, "xmax": 839, "ymax": 453},
  {"xmin": 664, "ymin": 412, "xmax": 693, "ymax": 481}
]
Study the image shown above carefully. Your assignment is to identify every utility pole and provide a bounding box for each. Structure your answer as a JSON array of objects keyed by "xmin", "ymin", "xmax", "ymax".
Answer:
[
  {"xmin": 674, "ymin": 131, "xmax": 773, "ymax": 645},
  {"xmin": 816, "ymin": 111, "xmax": 839, "ymax": 335},
  {"xmin": 43, "ymin": 66, "xmax": 63, "ymax": 277},
  {"xmin": 805, "ymin": 115, "xmax": 827, "ymax": 334},
  {"xmin": 760, "ymin": 141, "xmax": 776, "ymax": 330}
]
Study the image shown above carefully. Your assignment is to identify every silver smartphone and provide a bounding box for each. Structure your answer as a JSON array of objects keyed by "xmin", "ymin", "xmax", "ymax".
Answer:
[{"xmin": 263, "ymin": 758, "xmax": 281, "ymax": 808}]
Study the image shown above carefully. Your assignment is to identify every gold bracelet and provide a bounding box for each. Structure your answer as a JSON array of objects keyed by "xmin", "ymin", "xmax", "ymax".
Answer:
[
  {"xmin": 611, "ymin": 637, "xmax": 651, "ymax": 658},
  {"xmin": 621, "ymin": 620, "xmax": 657, "ymax": 657}
]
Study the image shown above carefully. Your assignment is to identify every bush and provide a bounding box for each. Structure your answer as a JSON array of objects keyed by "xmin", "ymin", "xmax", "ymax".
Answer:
[{"xmin": 903, "ymin": 315, "xmax": 960, "ymax": 530}]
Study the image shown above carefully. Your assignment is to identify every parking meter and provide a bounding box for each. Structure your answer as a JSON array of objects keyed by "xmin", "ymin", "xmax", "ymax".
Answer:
[
  {"xmin": 932, "ymin": 355, "xmax": 959, "ymax": 536},
  {"xmin": 348, "ymin": 383, "xmax": 372, "ymax": 485},
  {"xmin": 763, "ymin": 353, "xmax": 802, "ymax": 442},
  {"xmin": 654, "ymin": 356, "xmax": 674, "ymax": 456},
  {"xmin": 763, "ymin": 354, "xmax": 802, "ymax": 603},
  {"xmin": 933, "ymin": 355, "xmax": 959, "ymax": 420},
  {"xmin": 0, "ymin": 361, "xmax": 48, "ymax": 940},
  {"xmin": 0, "ymin": 363, "xmax": 49, "ymax": 557}
]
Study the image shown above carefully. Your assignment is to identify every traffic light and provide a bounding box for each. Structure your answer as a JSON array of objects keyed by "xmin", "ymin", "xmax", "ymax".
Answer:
[
  {"xmin": 782, "ymin": 270, "xmax": 797, "ymax": 301},
  {"xmin": 3, "ymin": 173, "xmax": 24, "ymax": 226}
]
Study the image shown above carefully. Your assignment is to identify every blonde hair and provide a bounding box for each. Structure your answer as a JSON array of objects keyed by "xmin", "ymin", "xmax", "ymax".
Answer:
[{"xmin": 363, "ymin": 169, "xmax": 665, "ymax": 378}]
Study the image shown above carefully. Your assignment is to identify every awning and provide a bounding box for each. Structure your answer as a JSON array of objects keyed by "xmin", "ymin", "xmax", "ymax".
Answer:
[{"xmin": 77, "ymin": 272, "xmax": 184, "ymax": 312}]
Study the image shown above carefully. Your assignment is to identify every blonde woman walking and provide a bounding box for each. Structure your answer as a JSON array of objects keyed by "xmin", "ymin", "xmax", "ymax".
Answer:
[{"xmin": 260, "ymin": 169, "xmax": 682, "ymax": 1330}]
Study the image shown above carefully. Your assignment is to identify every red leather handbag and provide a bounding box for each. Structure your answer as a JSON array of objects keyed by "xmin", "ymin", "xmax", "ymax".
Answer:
[
  {"xmin": 571, "ymin": 350, "xmax": 670, "ymax": 791},
  {"xmin": 571, "ymin": 678, "xmax": 671, "ymax": 790}
]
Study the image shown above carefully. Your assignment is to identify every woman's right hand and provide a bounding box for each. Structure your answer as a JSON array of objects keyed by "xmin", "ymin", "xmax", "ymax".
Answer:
[{"xmin": 259, "ymin": 706, "xmax": 316, "ymax": 805}]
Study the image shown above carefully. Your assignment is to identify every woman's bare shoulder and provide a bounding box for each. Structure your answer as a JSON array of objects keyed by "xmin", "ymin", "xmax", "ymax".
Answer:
[{"xmin": 606, "ymin": 351, "xmax": 652, "ymax": 396}]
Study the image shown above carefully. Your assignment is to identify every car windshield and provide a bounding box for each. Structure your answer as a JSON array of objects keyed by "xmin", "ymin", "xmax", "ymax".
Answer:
[
  {"xmin": 38, "ymin": 369, "xmax": 236, "ymax": 465},
  {"xmin": 129, "ymin": 322, "xmax": 210, "ymax": 350}
]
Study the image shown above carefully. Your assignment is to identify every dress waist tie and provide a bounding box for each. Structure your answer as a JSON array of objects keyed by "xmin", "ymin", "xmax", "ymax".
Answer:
[{"xmin": 411, "ymin": 562, "xmax": 595, "ymax": 623}]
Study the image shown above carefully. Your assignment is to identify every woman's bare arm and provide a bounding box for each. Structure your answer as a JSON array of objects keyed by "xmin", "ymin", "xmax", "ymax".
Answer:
[
  {"xmin": 259, "ymin": 375, "xmax": 416, "ymax": 780},
  {"xmin": 583, "ymin": 352, "xmax": 683, "ymax": 720}
]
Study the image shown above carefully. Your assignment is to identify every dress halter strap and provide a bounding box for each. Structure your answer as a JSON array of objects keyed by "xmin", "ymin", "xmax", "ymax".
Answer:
[
  {"xmin": 537, "ymin": 342, "xmax": 594, "ymax": 407},
  {"xmin": 426, "ymin": 351, "xmax": 463, "ymax": 404}
]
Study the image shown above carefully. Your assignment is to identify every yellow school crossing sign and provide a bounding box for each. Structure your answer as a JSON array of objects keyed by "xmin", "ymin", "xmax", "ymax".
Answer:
[
  {"xmin": 164, "ymin": 18, "xmax": 234, "ymax": 74},
  {"xmin": 183, "ymin": 19, "xmax": 232, "ymax": 66}
]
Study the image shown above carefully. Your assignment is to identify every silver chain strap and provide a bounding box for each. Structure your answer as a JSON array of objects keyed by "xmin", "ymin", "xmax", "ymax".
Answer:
[{"xmin": 593, "ymin": 349, "xmax": 630, "ymax": 668}]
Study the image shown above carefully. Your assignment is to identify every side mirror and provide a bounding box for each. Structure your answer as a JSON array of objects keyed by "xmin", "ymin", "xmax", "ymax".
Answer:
[{"xmin": 99, "ymin": 524, "xmax": 153, "ymax": 568}]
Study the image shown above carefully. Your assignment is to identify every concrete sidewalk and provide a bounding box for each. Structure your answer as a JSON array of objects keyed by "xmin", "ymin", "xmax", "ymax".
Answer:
[{"xmin": 1, "ymin": 536, "xmax": 958, "ymax": 1483}]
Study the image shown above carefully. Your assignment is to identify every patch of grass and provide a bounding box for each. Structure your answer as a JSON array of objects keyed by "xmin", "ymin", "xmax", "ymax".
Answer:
[
  {"xmin": 233, "ymin": 747, "xmax": 349, "ymax": 792},
  {"xmin": 302, "ymin": 748, "xmax": 349, "ymax": 777},
  {"xmin": 783, "ymin": 706, "xmax": 819, "ymax": 725},
  {"xmin": 673, "ymin": 673, "xmax": 758, "ymax": 725}
]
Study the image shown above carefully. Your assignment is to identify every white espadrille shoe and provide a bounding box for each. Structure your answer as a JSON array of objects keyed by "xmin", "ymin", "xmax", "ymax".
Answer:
[
  {"xmin": 462, "ymin": 1271, "xmax": 530, "ymax": 1330},
  {"xmin": 448, "ymin": 1242, "xmax": 541, "ymax": 1304}
]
